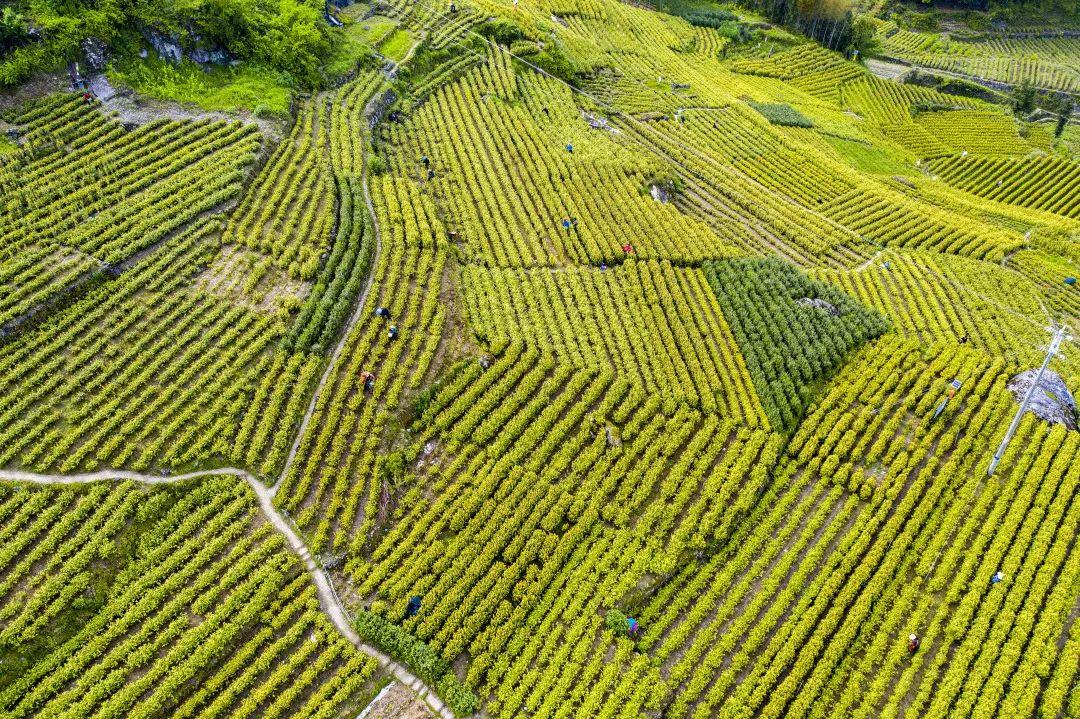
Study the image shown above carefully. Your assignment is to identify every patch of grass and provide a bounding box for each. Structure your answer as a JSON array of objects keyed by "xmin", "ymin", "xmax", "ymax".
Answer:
[
  {"xmin": 378, "ymin": 28, "xmax": 413, "ymax": 62},
  {"xmin": 108, "ymin": 56, "xmax": 293, "ymax": 117},
  {"xmin": 325, "ymin": 34, "xmax": 380, "ymax": 80},
  {"xmin": 746, "ymin": 100, "xmax": 813, "ymax": 127},
  {"xmin": 355, "ymin": 17, "xmax": 399, "ymax": 42},
  {"xmin": 825, "ymin": 136, "xmax": 916, "ymax": 176},
  {"xmin": 325, "ymin": 13, "xmax": 395, "ymax": 79},
  {"xmin": 1059, "ymin": 124, "xmax": 1080, "ymax": 159},
  {"xmin": 0, "ymin": 136, "xmax": 17, "ymax": 155}
]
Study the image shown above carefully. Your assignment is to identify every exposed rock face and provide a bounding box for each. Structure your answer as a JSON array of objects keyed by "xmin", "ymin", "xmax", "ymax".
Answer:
[
  {"xmin": 145, "ymin": 30, "xmax": 184, "ymax": 63},
  {"xmin": 1007, "ymin": 369, "xmax": 1078, "ymax": 431},
  {"xmin": 650, "ymin": 184, "xmax": 670, "ymax": 203},
  {"xmin": 80, "ymin": 37, "xmax": 109, "ymax": 72},
  {"xmin": 189, "ymin": 46, "xmax": 231, "ymax": 65},
  {"xmin": 796, "ymin": 297, "xmax": 840, "ymax": 316},
  {"xmin": 142, "ymin": 28, "xmax": 232, "ymax": 65},
  {"xmin": 367, "ymin": 89, "xmax": 397, "ymax": 129}
]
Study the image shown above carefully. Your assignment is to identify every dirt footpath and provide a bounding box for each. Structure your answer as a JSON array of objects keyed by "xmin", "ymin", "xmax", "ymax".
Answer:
[
  {"xmin": 101, "ymin": 89, "xmax": 287, "ymax": 141},
  {"xmin": 0, "ymin": 70, "xmax": 287, "ymax": 142},
  {"xmin": 865, "ymin": 59, "xmax": 912, "ymax": 81},
  {"xmin": 0, "ymin": 71, "xmax": 69, "ymax": 114}
]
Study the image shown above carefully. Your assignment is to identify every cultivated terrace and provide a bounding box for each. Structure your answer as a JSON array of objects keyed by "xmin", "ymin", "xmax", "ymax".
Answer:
[{"xmin": 0, "ymin": 0, "xmax": 1077, "ymax": 717}]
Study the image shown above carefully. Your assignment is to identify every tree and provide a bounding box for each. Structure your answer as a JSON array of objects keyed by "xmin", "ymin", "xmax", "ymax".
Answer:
[
  {"xmin": 1012, "ymin": 80, "xmax": 1037, "ymax": 117},
  {"xmin": 1053, "ymin": 94, "xmax": 1074, "ymax": 138},
  {"xmin": 849, "ymin": 14, "xmax": 879, "ymax": 57},
  {"xmin": 0, "ymin": 7, "xmax": 29, "ymax": 53}
]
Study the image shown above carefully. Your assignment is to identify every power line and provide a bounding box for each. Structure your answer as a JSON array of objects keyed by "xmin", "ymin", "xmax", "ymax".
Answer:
[{"xmin": 987, "ymin": 324, "xmax": 1069, "ymax": 476}]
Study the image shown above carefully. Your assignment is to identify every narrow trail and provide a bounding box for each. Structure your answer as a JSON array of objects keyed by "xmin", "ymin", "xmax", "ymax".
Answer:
[
  {"xmin": 853, "ymin": 249, "xmax": 885, "ymax": 272},
  {"xmin": 0, "ymin": 45, "xmax": 456, "ymax": 719},
  {"xmin": 870, "ymin": 54, "xmax": 1072, "ymax": 97},
  {"xmin": 276, "ymin": 90, "xmax": 387, "ymax": 492},
  {"xmin": 0, "ymin": 464, "xmax": 455, "ymax": 718}
]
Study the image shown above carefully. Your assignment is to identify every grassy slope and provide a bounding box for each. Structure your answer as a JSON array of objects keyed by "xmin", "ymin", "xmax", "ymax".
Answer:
[{"xmin": 108, "ymin": 57, "xmax": 293, "ymax": 116}]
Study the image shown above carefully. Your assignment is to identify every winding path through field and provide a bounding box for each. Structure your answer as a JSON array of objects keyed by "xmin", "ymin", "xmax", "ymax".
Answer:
[
  {"xmin": 276, "ymin": 107, "xmax": 386, "ymax": 491},
  {"xmin": 0, "ymin": 48, "xmax": 456, "ymax": 717},
  {"xmin": 0, "ymin": 465, "xmax": 454, "ymax": 718}
]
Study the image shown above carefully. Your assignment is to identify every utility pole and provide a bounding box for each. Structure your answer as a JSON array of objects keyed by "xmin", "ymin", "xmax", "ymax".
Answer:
[{"xmin": 988, "ymin": 324, "xmax": 1068, "ymax": 476}]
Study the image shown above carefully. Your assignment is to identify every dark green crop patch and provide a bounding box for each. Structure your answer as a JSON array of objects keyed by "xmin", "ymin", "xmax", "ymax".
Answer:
[{"xmin": 746, "ymin": 101, "xmax": 814, "ymax": 127}]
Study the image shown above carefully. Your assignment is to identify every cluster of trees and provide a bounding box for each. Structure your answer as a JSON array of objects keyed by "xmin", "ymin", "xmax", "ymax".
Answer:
[
  {"xmin": 913, "ymin": 0, "xmax": 1080, "ymax": 12},
  {"xmin": 704, "ymin": 257, "xmax": 890, "ymax": 433},
  {"xmin": 354, "ymin": 610, "xmax": 481, "ymax": 715},
  {"xmin": 1012, "ymin": 81, "xmax": 1075, "ymax": 138},
  {"xmin": 0, "ymin": 0, "xmax": 117, "ymax": 85},
  {"xmin": 0, "ymin": 0, "xmax": 335, "ymax": 88},
  {"xmin": 0, "ymin": 7, "xmax": 31, "ymax": 54},
  {"xmin": 656, "ymin": 0, "xmax": 877, "ymax": 54},
  {"xmin": 131, "ymin": 0, "xmax": 333, "ymax": 84},
  {"xmin": 737, "ymin": 0, "xmax": 878, "ymax": 53}
]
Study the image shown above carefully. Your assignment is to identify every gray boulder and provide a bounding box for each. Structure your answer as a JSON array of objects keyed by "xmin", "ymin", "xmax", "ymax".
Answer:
[
  {"xmin": 89, "ymin": 75, "xmax": 117, "ymax": 101},
  {"xmin": 796, "ymin": 297, "xmax": 840, "ymax": 316},
  {"xmin": 190, "ymin": 46, "xmax": 231, "ymax": 64},
  {"xmin": 1007, "ymin": 369, "xmax": 1078, "ymax": 431},
  {"xmin": 80, "ymin": 37, "xmax": 109, "ymax": 72},
  {"xmin": 145, "ymin": 30, "xmax": 184, "ymax": 64}
]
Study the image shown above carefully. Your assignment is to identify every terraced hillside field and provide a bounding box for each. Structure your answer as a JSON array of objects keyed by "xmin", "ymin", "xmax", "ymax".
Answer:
[
  {"xmin": 872, "ymin": 20, "xmax": 1080, "ymax": 94},
  {"xmin": 0, "ymin": 0, "xmax": 1077, "ymax": 717}
]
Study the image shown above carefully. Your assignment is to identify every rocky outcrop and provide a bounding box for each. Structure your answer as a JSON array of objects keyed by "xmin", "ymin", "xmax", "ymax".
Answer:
[
  {"xmin": 189, "ymin": 46, "xmax": 231, "ymax": 65},
  {"xmin": 88, "ymin": 75, "xmax": 117, "ymax": 101},
  {"xmin": 80, "ymin": 37, "xmax": 109, "ymax": 72},
  {"xmin": 142, "ymin": 28, "xmax": 231, "ymax": 66},
  {"xmin": 367, "ymin": 89, "xmax": 397, "ymax": 129},
  {"xmin": 796, "ymin": 297, "xmax": 840, "ymax": 316},
  {"xmin": 145, "ymin": 29, "xmax": 184, "ymax": 63},
  {"xmin": 1007, "ymin": 369, "xmax": 1078, "ymax": 431}
]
